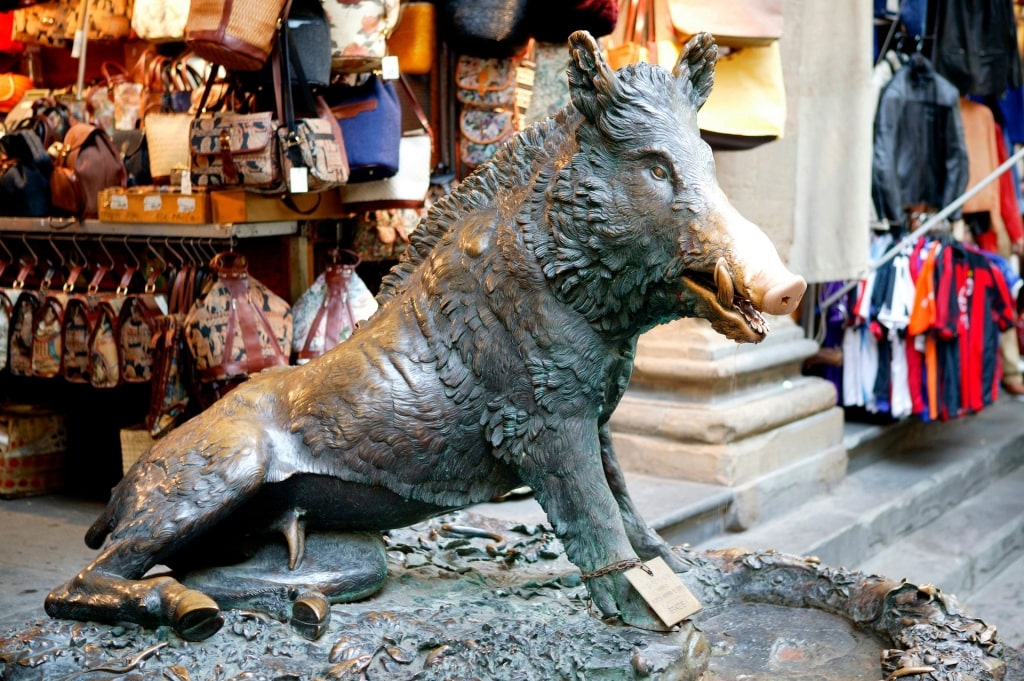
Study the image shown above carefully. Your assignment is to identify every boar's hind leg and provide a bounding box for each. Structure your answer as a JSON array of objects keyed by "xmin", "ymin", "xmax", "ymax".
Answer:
[
  {"xmin": 45, "ymin": 538, "xmax": 223, "ymax": 641},
  {"xmin": 178, "ymin": 531, "xmax": 388, "ymax": 640},
  {"xmin": 599, "ymin": 425, "xmax": 690, "ymax": 573}
]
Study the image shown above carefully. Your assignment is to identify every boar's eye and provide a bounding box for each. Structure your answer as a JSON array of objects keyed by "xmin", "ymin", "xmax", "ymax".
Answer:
[{"xmin": 650, "ymin": 166, "xmax": 668, "ymax": 181}]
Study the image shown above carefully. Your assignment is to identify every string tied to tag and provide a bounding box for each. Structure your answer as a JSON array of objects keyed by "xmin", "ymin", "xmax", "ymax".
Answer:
[{"xmin": 580, "ymin": 558, "xmax": 653, "ymax": 581}]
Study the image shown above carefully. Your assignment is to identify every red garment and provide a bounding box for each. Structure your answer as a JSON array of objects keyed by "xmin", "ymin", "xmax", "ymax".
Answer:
[{"xmin": 995, "ymin": 123, "xmax": 1024, "ymax": 245}]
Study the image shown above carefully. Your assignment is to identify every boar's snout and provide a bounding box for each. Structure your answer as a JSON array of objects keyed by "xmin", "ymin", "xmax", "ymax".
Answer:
[
  {"xmin": 687, "ymin": 191, "xmax": 807, "ymax": 343},
  {"xmin": 753, "ymin": 271, "xmax": 806, "ymax": 317}
]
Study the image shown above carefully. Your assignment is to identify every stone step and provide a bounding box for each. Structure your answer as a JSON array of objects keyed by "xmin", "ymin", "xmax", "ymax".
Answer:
[
  {"xmin": 696, "ymin": 398, "xmax": 1024, "ymax": 572},
  {"xmin": 964, "ymin": 546, "xmax": 1024, "ymax": 648},
  {"xmin": 855, "ymin": 463, "xmax": 1024, "ymax": 600}
]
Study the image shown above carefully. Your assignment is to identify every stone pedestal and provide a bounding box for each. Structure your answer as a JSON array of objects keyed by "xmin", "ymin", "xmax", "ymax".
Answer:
[{"xmin": 610, "ymin": 317, "xmax": 845, "ymax": 530}]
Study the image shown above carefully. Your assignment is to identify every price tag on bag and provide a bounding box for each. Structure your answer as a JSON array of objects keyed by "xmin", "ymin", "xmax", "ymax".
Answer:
[
  {"xmin": 381, "ymin": 55, "xmax": 400, "ymax": 80},
  {"xmin": 290, "ymin": 167, "xmax": 309, "ymax": 194},
  {"xmin": 624, "ymin": 557, "xmax": 702, "ymax": 627}
]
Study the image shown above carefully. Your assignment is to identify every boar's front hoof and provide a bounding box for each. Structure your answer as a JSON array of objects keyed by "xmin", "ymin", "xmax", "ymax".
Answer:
[
  {"xmin": 619, "ymin": 589, "xmax": 672, "ymax": 632},
  {"xmin": 290, "ymin": 591, "xmax": 331, "ymax": 640},
  {"xmin": 173, "ymin": 589, "xmax": 223, "ymax": 641}
]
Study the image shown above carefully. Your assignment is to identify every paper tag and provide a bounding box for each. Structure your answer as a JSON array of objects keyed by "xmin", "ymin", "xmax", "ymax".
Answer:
[
  {"xmin": 71, "ymin": 31, "xmax": 84, "ymax": 58},
  {"xmin": 624, "ymin": 557, "xmax": 702, "ymax": 627},
  {"xmin": 177, "ymin": 197, "xmax": 196, "ymax": 213},
  {"xmin": 109, "ymin": 194, "xmax": 129, "ymax": 210},
  {"xmin": 289, "ymin": 167, "xmax": 309, "ymax": 194},
  {"xmin": 143, "ymin": 195, "xmax": 162, "ymax": 212},
  {"xmin": 180, "ymin": 169, "xmax": 192, "ymax": 195},
  {"xmin": 381, "ymin": 55, "xmax": 400, "ymax": 81}
]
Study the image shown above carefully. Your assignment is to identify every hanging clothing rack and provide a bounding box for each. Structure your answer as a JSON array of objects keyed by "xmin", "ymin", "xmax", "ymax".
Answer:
[{"xmin": 817, "ymin": 143, "xmax": 1024, "ymax": 313}]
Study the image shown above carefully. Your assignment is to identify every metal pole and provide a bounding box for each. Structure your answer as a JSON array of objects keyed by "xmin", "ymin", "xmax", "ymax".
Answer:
[{"xmin": 818, "ymin": 143, "xmax": 1024, "ymax": 312}]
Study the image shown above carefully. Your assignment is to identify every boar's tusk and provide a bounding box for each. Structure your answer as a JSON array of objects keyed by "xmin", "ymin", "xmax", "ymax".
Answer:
[{"xmin": 714, "ymin": 257, "xmax": 734, "ymax": 309}]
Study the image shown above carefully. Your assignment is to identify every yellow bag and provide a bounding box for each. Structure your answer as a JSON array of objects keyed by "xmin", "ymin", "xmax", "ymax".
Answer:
[
  {"xmin": 387, "ymin": 2, "xmax": 437, "ymax": 76},
  {"xmin": 697, "ymin": 42, "xmax": 786, "ymax": 150},
  {"xmin": 666, "ymin": 0, "xmax": 782, "ymax": 48},
  {"xmin": 605, "ymin": 0, "xmax": 678, "ymax": 70}
]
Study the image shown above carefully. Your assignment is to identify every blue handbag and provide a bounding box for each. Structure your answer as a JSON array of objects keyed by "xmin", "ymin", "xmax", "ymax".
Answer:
[{"xmin": 329, "ymin": 76, "xmax": 401, "ymax": 184}]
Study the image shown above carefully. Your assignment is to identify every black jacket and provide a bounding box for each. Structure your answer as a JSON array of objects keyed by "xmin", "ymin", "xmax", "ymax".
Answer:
[
  {"xmin": 872, "ymin": 55, "xmax": 970, "ymax": 226},
  {"xmin": 929, "ymin": 0, "xmax": 1023, "ymax": 97}
]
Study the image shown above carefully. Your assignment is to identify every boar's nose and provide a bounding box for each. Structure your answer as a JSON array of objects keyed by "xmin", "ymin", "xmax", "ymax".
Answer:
[{"xmin": 759, "ymin": 275, "xmax": 806, "ymax": 316}]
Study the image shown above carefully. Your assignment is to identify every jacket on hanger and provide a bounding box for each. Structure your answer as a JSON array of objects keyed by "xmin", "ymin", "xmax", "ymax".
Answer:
[
  {"xmin": 872, "ymin": 54, "xmax": 969, "ymax": 226},
  {"xmin": 928, "ymin": 0, "xmax": 1023, "ymax": 97}
]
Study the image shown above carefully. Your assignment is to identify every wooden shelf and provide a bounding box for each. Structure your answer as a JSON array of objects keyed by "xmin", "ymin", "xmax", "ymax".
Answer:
[{"xmin": 0, "ymin": 218, "xmax": 299, "ymax": 239}]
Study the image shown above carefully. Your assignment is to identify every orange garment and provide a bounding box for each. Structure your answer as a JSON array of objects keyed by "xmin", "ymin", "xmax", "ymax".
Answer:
[
  {"xmin": 960, "ymin": 98, "xmax": 1009, "ymax": 253},
  {"xmin": 908, "ymin": 242, "xmax": 942, "ymax": 421}
]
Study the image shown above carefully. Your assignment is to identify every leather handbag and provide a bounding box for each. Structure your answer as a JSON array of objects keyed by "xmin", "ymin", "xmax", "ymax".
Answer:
[
  {"xmin": 189, "ymin": 109, "xmax": 281, "ymax": 189},
  {"xmin": 131, "ymin": 0, "xmax": 189, "ymax": 42},
  {"xmin": 274, "ymin": 15, "xmax": 350, "ymax": 193},
  {"xmin": 341, "ymin": 75, "xmax": 433, "ymax": 209},
  {"xmin": 118, "ymin": 268, "xmax": 167, "ymax": 383},
  {"xmin": 439, "ymin": 0, "xmax": 530, "ymax": 58},
  {"xmin": 291, "ymin": 249, "xmax": 377, "ymax": 363},
  {"xmin": 459, "ymin": 108, "xmax": 516, "ymax": 169},
  {"xmin": 110, "ymin": 129, "xmax": 151, "ymax": 187},
  {"xmin": 32, "ymin": 266, "xmax": 80, "ymax": 379},
  {"xmin": 49, "ymin": 123, "xmax": 128, "ymax": 219},
  {"xmin": 696, "ymin": 42, "xmax": 787, "ymax": 150},
  {"xmin": 326, "ymin": 0, "xmax": 400, "ymax": 74},
  {"xmin": 0, "ymin": 286, "xmax": 12, "ymax": 373},
  {"xmin": 0, "ymin": 127, "xmax": 53, "ymax": 217},
  {"xmin": 330, "ymin": 75, "xmax": 401, "ymax": 183},
  {"xmin": 60, "ymin": 265, "xmax": 110, "ymax": 384},
  {"xmin": 666, "ymin": 0, "xmax": 782, "ymax": 48},
  {"xmin": 605, "ymin": 0, "xmax": 678, "ymax": 69},
  {"xmin": 387, "ymin": 1, "xmax": 436, "ymax": 76},
  {"xmin": 184, "ymin": 251, "xmax": 292, "ymax": 384},
  {"xmin": 88, "ymin": 297, "xmax": 126, "ymax": 388},
  {"xmin": 284, "ymin": 0, "xmax": 331, "ymax": 87},
  {"xmin": 147, "ymin": 265, "xmax": 197, "ymax": 438},
  {"xmin": 186, "ymin": 0, "xmax": 288, "ymax": 71},
  {"xmin": 143, "ymin": 111, "xmax": 192, "ymax": 182},
  {"xmin": 8, "ymin": 264, "xmax": 40, "ymax": 377},
  {"xmin": 0, "ymin": 73, "xmax": 33, "ymax": 113},
  {"xmin": 455, "ymin": 55, "xmax": 518, "ymax": 109}
]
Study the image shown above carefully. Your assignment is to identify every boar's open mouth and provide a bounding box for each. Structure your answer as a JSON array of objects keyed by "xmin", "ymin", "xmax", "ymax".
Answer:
[{"xmin": 682, "ymin": 257, "xmax": 770, "ymax": 341}]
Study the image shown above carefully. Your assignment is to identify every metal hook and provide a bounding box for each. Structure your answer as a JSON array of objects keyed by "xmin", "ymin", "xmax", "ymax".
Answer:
[
  {"xmin": 71, "ymin": 233, "xmax": 89, "ymax": 268},
  {"xmin": 203, "ymin": 238, "xmax": 218, "ymax": 261},
  {"xmin": 123, "ymin": 235, "xmax": 141, "ymax": 271},
  {"xmin": 0, "ymin": 233, "xmax": 12, "ymax": 263},
  {"xmin": 146, "ymin": 237, "xmax": 168, "ymax": 272},
  {"xmin": 48, "ymin": 234, "xmax": 66, "ymax": 269},
  {"xmin": 21, "ymin": 233, "xmax": 38, "ymax": 265},
  {"xmin": 164, "ymin": 237, "xmax": 185, "ymax": 268},
  {"xmin": 97, "ymin": 235, "xmax": 117, "ymax": 269}
]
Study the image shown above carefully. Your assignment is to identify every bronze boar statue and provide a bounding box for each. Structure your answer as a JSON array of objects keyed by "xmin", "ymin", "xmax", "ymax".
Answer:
[{"xmin": 46, "ymin": 31, "xmax": 806, "ymax": 641}]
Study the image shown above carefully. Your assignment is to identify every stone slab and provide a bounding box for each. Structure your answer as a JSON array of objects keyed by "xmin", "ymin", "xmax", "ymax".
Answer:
[{"xmin": 613, "ymin": 406, "xmax": 845, "ymax": 486}]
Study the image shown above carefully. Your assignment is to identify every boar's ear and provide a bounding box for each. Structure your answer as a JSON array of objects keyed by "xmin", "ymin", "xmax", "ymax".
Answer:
[
  {"xmin": 673, "ymin": 32, "xmax": 718, "ymax": 111},
  {"xmin": 567, "ymin": 29, "xmax": 618, "ymax": 123}
]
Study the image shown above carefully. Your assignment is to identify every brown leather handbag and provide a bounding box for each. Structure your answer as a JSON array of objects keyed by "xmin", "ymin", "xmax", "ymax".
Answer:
[
  {"xmin": 184, "ymin": 251, "xmax": 292, "ymax": 384},
  {"xmin": 50, "ymin": 123, "xmax": 127, "ymax": 219}
]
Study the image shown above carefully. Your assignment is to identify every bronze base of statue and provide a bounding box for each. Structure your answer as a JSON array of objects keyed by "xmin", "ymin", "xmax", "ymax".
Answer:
[{"xmin": 4, "ymin": 511, "xmax": 1020, "ymax": 681}]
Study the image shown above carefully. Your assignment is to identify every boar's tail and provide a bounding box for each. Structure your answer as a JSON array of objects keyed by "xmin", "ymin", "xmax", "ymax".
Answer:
[{"xmin": 85, "ymin": 505, "xmax": 114, "ymax": 549}]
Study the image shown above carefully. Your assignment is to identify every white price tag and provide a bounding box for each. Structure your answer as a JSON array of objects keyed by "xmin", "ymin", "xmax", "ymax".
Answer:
[
  {"xmin": 289, "ymin": 167, "xmax": 309, "ymax": 194},
  {"xmin": 109, "ymin": 194, "xmax": 129, "ymax": 210},
  {"xmin": 143, "ymin": 196, "xmax": 162, "ymax": 212},
  {"xmin": 381, "ymin": 55, "xmax": 400, "ymax": 80},
  {"xmin": 177, "ymin": 197, "xmax": 196, "ymax": 213}
]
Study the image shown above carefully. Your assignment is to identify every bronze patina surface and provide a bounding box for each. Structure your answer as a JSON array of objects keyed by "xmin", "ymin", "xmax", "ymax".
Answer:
[
  {"xmin": 42, "ymin": 29, "xmax": 807, "ymax": 644},
  {"xmin": 4, "ymin": 513, "xmax": 1020, "ymax": 680}
]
